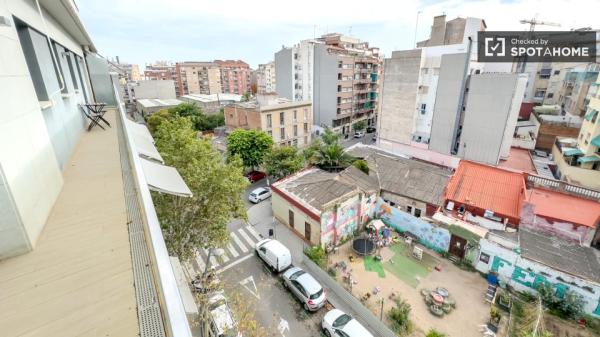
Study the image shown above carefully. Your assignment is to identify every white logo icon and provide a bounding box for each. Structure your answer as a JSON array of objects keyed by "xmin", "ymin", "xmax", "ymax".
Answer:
[{"xmin": 484, "ymin": 37, "xmax": 506, "ymax": 57}]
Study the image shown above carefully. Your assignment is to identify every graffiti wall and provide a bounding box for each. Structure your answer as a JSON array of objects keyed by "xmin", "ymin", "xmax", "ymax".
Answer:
[
  {"xmin": 320, "ymin": 192, "xmax": 377, "ymax": 247},
  {"xmin": 375, "ymin": 198, "xmax": 450, "ymax": 252},
  {"xmin": 476, "ymin": 239, "xmax": 600, "ymax": 316}
]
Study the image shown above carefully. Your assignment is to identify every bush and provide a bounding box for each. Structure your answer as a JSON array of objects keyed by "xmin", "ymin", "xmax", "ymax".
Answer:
[
  {"xmin": 426, "ymin": 329, "xmax": 447, "ymax": 337},
  {"xmin": 327, "ymin": 267, "xmax": 337, "ymax": 278},
  {"xmin": 387, "ymin": 297, "xmax": 413, "ymax": 336},
  {"xmin": 538, "ymin": 283, "xmax": 584, "ymax": 319},
  {"xmin": 352, "ymin": 160, "xmax": 369, "ymax": 174},
  {"xmin": 305, "ymin": 246, "xmax": 327, "ymax": 268}
]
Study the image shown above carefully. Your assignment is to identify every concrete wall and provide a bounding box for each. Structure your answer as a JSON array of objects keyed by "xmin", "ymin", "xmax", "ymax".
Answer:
[
  {"xmin": 429, "ymin": 53, "xmax": 468, "ymax": 155},
  {"xmin": 499, "ymin": 75, "xmax": 528, "ymax": 159},
  {"xmin": 275, "ymin": 48, "xmax": 292, "ymax": 100},
  {"xmin": 379, "ymin": 49, "xmax": 422, "ymax": 146},
  {"xmin": 313, "ymin": 44, "xmax": 337, "ymax": 127},
  {"xmin": 458, "ymin": 73, "xmax": 518, "ymax": 165},
  {"xmin": 0, "ymin": 0, "xmax": 92, "ymax": 258},
  {"xmin": 552, "ymin": 144, "xmax": 600, "ymax": 190},
  {"xmin": 271, "ymin": 192, "xmax": 321, "ymax": 244},
  {"xmin": 476, "ymin": 239, "xmax": 600, "ymax": 316},
  {"xmin": 134, "ymin": 80, "xmax": 176, "ymax": 100}
]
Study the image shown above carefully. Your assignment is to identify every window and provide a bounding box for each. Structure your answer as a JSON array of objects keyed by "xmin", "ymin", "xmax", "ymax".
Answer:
[
  {"xmin": 293, "ymin": 110, "xmax": 297, "ymax": 121},
  {"xmin": 547, "ymin": 93, "xmax": 554, "ymax": 99},
  {"xmin": 65, "ymin": 53, "xmax": 78, "ymax": 90},
  {"xmin": 303, "ymin": 108, "xmax": 308, "ymax": 121},
  {"xmin": 338, "ymin": 73, "xmax": 342, "ymax": 80},
  {"xmin": 420, "ymin": 103, "xmax": 426, "ymax": 114},
  {"xmin": 74, "ymin": 55, "xmax": 89, "ymax": 102},
  {"xmin": 304, "ymin": 222, "xmax": 311, "ymax": 241},
  {"xmin": 406, "ymin": 206, "xmax": 412, "ymax": 213},
  {"xmin": 267, "ymin": 114, "xmax": 272, "ymax": 127},
  {"xmin": 414, "ymin": 208, "xmax": 422, "ymax": 217},
  {"xmin": 479, "ymin": 253, "xmax": 490, "ymax": 264},
  {"xmin": 267, "ymin": 130, "xmax": 272, "ymax": 137},
  {"xmin": 534, "ymin": 89, "xmax": 546, "ymax": 98},
  {"xmin": 280, "ymin": 127, "xmax": 285, "ymax": 139},
  {"xmin": 539, "ymin": 68, "xmax": 551, "ymax": 79},
  {"xmin": 15, "ymin": 18, "xmax": 50, "ymax": 101},
  {"xmin": 337, "ymin": 85, "xmax": 341, "ymax": 92},
  {"xmin": 50, "ymin": 42, "xmax": 67, "ymax": 93},
  {"xmin": 280, "ymin": 112, "xmax": 284, "ymax": 125},
  {"xmin": 554, "ymin": 70, "xmax": 560, "ymax": 75},
  {"xmin": 289, "ymin": 210, "xmax": 295, "ymax": 227},
  {"xmin": 304, "ymin": 123, "xmax": 308, "ymax": 133},
  {"xmin": 293, "ymin": 125, "xmax": 298, "ymax": 137}
]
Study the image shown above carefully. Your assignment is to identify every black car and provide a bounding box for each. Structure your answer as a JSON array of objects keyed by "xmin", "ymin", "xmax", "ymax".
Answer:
[{"xmin": 366, "ymin": 126, "xmax": 376, "ymax": 133}]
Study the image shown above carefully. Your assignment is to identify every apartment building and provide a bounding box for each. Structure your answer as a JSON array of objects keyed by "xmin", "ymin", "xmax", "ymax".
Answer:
[
  {"xmin": 180, "ymin": 93, "xmax": 243, "ymax": 114},
  {"xmin": 224, "ymin": 94, "xmax": 313, "ymax": 147},
  {"xmin": 256, "ymin": 61, "xmax": 276, "ymax": 93},
  {"xmin": 123, "ymin": 79, "xmax": 176, "ymax": 111},
  {"xmin": 0, "ymin": 1, "xmax": 193, "ymax": 336},
  {"xmin": 275, "ymin": 33, "xmax": 382, "ymax": 135},
  {"xmin": 215, "ymin": 59, "xmax": 251, "ymax": 95},
  {"xmin": 176, "ymin": 61, "xmax": 222, "ymax": 96},
  {"xmin": 144, "ymin": 61, "xmax": 181, "ymax": 96},
  {"xmin": 109, "ymin": 59, "xmax": 141, "ymax": 83},
  {"xmin": 552, "ymin": 81, "xmax": 600, "ymax": 189}
]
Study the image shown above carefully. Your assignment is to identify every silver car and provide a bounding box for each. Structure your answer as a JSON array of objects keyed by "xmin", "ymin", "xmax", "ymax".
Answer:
[{"xmin": 282, "ymin": 266, "xmax": 326, "ymax": 311}]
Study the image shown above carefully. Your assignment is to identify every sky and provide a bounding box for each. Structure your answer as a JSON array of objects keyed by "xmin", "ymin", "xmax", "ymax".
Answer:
[{"xmin": 78, "ymin": 0, "xmax": 599, "ymax": 70}]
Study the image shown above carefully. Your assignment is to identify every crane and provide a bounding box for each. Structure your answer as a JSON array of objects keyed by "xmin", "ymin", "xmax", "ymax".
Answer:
[{"xmin": 517, "ymin": 18, "xmax": 562, "ymax": 72}]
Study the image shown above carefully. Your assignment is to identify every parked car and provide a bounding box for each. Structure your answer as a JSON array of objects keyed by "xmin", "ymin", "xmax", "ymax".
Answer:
[
  {"xmin": 366, "ymin": 126, "xmax": 376, "ymax": 133},
  {"xmin": 208, "ymin": 292, "xmax": 242, "ymax": 337},
  {"xmin": 245, "ymin": 170, "xmax": 266, "ymax": 183},
  {"xmin": 255, "ymin": 239, "xmax": 292, "ymax": 272},
  {"xmin": 322, "ymin": 309, "xmax": 373, "ymax": 337},
  {"xmin": 282, "ymin": 266, "xmax": 327, "ymax": 311},
  {"xmin": 248, "ymin": 187, "xmax": 271, "ymax": 203},
  {"xmin": 354, "ymin": 131, "xmax": 365, "ymax": 138}
]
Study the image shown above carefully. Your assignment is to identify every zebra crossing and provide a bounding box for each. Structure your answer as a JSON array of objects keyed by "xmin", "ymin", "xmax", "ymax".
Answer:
[{"xmin": 189, "ymin": 225, "xmax": 264, "ymax": 274}]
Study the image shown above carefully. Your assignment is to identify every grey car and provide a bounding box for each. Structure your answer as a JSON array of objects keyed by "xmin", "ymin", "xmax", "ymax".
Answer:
[{"xmin": 281, "ymin": 266, "xmax": 327, "ymax": 311}]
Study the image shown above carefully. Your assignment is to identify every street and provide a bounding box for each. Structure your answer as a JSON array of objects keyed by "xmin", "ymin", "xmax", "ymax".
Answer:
[{"xmin": 340, "ymin": 131, "xmax": 377, "ymax": 148}]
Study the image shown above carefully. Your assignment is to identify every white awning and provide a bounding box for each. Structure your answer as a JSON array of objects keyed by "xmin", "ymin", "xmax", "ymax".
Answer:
[
  {"xmin": 141, "ymin": 158, "xmax": 192, "ymax": 197},
  {"xmin": 129, "ymin": 126, "xmax": 164, "ymax": 163},
  {"xmin": 126, "ymin": 119, "xmax": 154, "ymax": 144},
  {"xmin": 169, "ymin": 256, "xmax": 199, "ymax": 315}
]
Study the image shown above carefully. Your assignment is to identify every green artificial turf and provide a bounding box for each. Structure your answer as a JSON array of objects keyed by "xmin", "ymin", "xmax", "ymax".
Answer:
[
  {"xmin": 383, "ymin": 243, "xmax": 433, "ymax": 288},
  {"xmin": 364, "ymin": 255, "xmax": 386, "ymax": 278}
]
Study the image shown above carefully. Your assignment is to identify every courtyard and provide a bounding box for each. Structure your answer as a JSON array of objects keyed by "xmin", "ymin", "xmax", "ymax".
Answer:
[{"xmin": 328, "ymin": 237, "xmax": 490, "ymax": 337}]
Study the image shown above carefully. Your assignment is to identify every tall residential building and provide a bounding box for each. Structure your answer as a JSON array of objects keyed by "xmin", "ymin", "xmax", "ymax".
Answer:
[
  {"xmin": 144, "ymin": 61, "xmax": 181, "ymax": 96},
  {"xmin": 224, "ymin": 94, "xmax": 313, "ymax": 147},
  {"xmin": 215, "ymin": 59, "xmax": 251, "ymax": 95},
  {"xmin": 256, "ymin": 61, "xmax": 276, "ymax": 94},
  {"xmin": 176, "ymin": 61, "xmax": 222, "ymax": 96},
  {"xmin": 551, "ymin": 81, "xmax": 600, "ymax": 189},
  {"xmin": 0, "ymin": 1, "xmax": 193, "ymax": 336},
  {"xmin": 275, "ymin": 33, "xmax": 382, "ymax": 134}
]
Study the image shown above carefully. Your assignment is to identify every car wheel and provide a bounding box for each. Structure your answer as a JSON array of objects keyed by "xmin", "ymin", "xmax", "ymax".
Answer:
[{"xmin": 323, "ymin": 329, "xmax": 331, "ymax": 337}]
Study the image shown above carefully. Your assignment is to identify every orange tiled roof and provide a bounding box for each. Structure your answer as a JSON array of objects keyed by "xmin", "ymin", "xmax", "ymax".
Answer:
[
  {"xmin": 445, "ymin": 161, "xmax": 527, "ymax": 219},
  {"xmin": 529, "ymin": 188, "xmax": 600, "ymax": 228}
]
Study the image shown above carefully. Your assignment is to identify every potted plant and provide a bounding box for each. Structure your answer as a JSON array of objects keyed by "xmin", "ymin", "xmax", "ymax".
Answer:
[
  {"xmin": 488, "ymin": 307, "xmax": 501, "ymax": 331},
  {"xmin": 496, "ymin": 291, "xmax": 512, "ymax": 312}
]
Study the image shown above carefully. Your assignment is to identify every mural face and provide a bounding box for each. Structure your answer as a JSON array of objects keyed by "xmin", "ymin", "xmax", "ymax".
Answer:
[{"xmin": 375, "ymin": 198, "xmax": 450, "ymax": 252}]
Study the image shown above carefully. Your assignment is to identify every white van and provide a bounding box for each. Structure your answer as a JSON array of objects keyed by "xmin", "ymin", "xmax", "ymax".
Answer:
[{"xmin": 255, "ymin": 239, "xmax": 292, "ymax": 272}]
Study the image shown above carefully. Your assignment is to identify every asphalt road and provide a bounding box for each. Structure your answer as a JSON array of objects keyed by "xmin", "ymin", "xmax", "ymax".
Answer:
[{"xmin": 341, "ymin": 131, "xmax": 377, "ymax": 149}]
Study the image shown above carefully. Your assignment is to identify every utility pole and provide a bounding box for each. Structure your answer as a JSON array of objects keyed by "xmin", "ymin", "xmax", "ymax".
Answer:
[
  {"xmin": 379, "ymin": 298, "xmax": 385, "ymax": 321},
  {"xmin": 413, "ymin": 11, "xmax": 422, "ymax": 48}
]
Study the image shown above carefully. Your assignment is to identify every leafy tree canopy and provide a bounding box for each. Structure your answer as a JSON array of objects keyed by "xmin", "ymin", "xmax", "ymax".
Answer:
[
  {"xmin": 263, "ymin": 146, "xmax": 304, "ymax": 181},
  {"xmin": 227, "ymin": 129, "xmax": 273, "ymax": 169},
  {"xmin": 353, "ymin": 159, "xmax": 369, "ymax": 174},
  {"xmin": 353, "ymin": 120, "xmax": 366, "ymax": 131}
]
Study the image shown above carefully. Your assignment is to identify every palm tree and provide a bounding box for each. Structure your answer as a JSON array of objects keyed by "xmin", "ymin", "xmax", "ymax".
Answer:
[
  {"xmin": 312, "ymin": 143, "xmax": 354, "ymax": 172},
  {"xmin": 321, "ymin": 128, "xmax": 341, "ymax": 146}
]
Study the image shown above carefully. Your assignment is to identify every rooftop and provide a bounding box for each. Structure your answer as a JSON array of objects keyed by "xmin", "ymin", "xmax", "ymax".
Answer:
[
  {"xmin": 445, "ymin": 161, "xmax": 527, "ymax": 220},
  {"xmin": 0, "ymin": 110, "xmax": 139, "ymax": 336},
  {"xmin": 347, "ymin": 145, "xmax": 452, "ymax": 205},
  {"xmin": 520, "ymin": 229, "xmax": 600, "ymax": 284},
  {"xmin": 182, "ymin": 93, "xmax": 243, "ymax": 103},
  {"xmin": 498, "ymin": 147, "xmax": 537, "ymax": 174},
  {"xmin": 137, "ymin": 98, "xmax": 184, "ymax": 108},
  {"xmin": 527, "ymin": 188, "xmax": 600, "ymax": 228}
]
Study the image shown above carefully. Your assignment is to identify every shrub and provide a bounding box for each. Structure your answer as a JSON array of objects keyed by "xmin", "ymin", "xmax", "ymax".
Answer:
[
  {"xmin": 305, "ymin": 246, "xmax": 327, "ymax": 268},
  {"xmin": 387, "ymin": 297, "xmax": 413, "ymax": 336},
  {"xmin": 538, "ymin": 283, "xmax": 584, "ymax": 319},
  {"xmin": 352, "ymin": 160, "xmax": 369, "ymax": 174},
  {"xmin": 327, "ymin": 267, "xmax": 337, "ymax": 278},
  {"xmin": 426, "ymin": 329, "xmax": 447, "ymax": 337}
]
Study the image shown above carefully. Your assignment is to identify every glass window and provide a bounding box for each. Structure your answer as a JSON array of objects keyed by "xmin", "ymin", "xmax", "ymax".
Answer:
[
  {"xmin": 480, "ymin": 253, "xmax": 490, "ymax": 264},
  {"xmin": 280, "ymin": 127, "xmax": 285, "ymax": 139},
  {"xmin": 293, "ymin": 125, "xmax": 298, "ymax": 136},
  {"xmin": 280, "ymin": 112, "xmax": 284, "ymax": 125},
  {"xmin": 267, "ymin": 114, "xmax": 272, "ymax": 127}
]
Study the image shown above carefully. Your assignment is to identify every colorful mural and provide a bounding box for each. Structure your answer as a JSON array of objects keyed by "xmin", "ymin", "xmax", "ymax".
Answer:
[
  {"xmin": 320, "ymin": 193, "xmax": 377, "ymax": 247},
  {"xmin": 375, "ymin": 198, "xmax": 450, "ymax": 252}
]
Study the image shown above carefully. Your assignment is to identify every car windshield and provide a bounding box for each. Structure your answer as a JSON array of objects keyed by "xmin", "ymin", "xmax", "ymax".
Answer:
[
  {"xmin": 210, "ymin": 298, "xmax": 227, "ymax": 311},
  {"xmin": 332, "ymin": 313, "xmax": 352, "ymax": 328},
  {"xmin": 309, "ymin": 288, "xmax": 323, "ymax": 300},
  {"xmin": 290, "ymin": 270, "xmax": 305, "ymax": 280},
  {"xmin": 250, "ymin": 193, "xmax": 257, "ymax": 197}
]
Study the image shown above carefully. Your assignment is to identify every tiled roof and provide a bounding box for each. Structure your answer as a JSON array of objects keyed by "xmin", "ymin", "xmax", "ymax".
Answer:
[
  {"xmin": 445, "ymin": 161, "xmax": 526, "ymax": 219},
  {"xmin": 528, "ymin": 188, "xmax": 600, "ymax": 228}
]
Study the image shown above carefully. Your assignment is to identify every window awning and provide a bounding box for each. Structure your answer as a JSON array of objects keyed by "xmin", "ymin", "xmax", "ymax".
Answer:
[
  {"xmin": 126, "ymin": 119, "xmax": 154, "ymax": 144},
  {"xmin": 592, "ymin": 136, "xmax": 600, "ymax": 148},
  {"xmin": 577, "ymin": 156, "xmax": 600, "ymax": 164},
  {"xmin": 584, "ymin": 109, "xmax": 598, "ymax": 122},
  {"xmin": 128, "ymin": 124, "xmax": 164, "ymax": 163},
  {"xmin": 140, "ymin": 157, "xmax": 192, "ymax": 197},
  {"xmin": 563, "ymin": 148, "xmax": 583, "ymax": 156}
]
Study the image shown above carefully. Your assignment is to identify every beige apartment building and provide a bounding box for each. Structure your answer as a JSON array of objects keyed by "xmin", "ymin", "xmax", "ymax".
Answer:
[
  {"xmin": 176, "ymin": 61, "xmax": 222, "ymax": 96},
  {"xmin": 225, "ymin": 95, "xmax": 313, "ymax": 147}
]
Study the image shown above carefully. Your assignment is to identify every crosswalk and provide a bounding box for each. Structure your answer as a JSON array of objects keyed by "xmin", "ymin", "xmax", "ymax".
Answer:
[{"xmin": 189, "ymin": 225, "xmax": 264, "ymax": 274}]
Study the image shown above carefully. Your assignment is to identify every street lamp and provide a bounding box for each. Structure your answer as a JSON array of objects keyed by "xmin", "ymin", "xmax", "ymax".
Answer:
[{"xmin": 204, "ymin": 247, "xmax": 225, "ymax": 274}]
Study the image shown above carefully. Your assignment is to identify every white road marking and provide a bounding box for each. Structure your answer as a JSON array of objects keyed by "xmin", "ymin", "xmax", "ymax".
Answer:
[
  {"xmin": 217, "ymin": 253, "xmax": 253, "ymax": 274},
  {"xmin": 239, "ymin": 275, "xmax": 260, "ymax": 299},
  {"xmin": 227, "ymin": 243, "xmax": 239, "ymax": 258},
  {"xmin": 278, "ymin": 318, "xmax": 290, "ymax": 336},
  {"xmin": 246, "ymin": 225, "xmax": 262, "ymax": 241},
  {"xmin": 220, "ymin": 253, "xmax": 230, "ymax": 264},
  {"xmin": 230, "ymin": 232, "xmax": 248, "ymax": 253},
  {"xmin": 203, "ymin": 249, "xmax": 219, "ymax": 268},
  {"xmin": 238, "ymin": 228, "xmax": 255, "ymax": 247},
  {"xmin": 195, "ymin": 253, "xmax": 206, "ymax": 272}
]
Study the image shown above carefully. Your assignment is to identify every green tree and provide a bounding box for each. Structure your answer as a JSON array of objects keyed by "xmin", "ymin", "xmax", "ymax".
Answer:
[
  {"xmin": 352, "ymin": 159, "xmax": 369, "ymax": 174},
  {"xmin": 152, "ymin": 117, "xmax": 248, "ymax": 261},
  {"xmin": 320, "ymin": 128, "xmax": 341, "ymax": 146},
  {"xmin": 227, "ymin": 129, "xmax": 273, "ymax": 169},
  {"xmin": 169, "ymin": 102, "xmax": 202, "ymax": 118},
  {"xmin": 388, "ymin": 297, "xmax": 413, "ymax": 336},
  {"xmin": 312, "ymin": 142, "xmax": 355, "ymax": 172},
  {"xmin": 263, "ymin": 146, "xmax": 304, "ymax": 181},
  {"xmin": 146, "ymin": 108, "xmax": 175, "ymax": 134},
  {"xmin": 353, "ymin": 120, "xmax": 366, "ymax": 131},
  {"xmin": 242, "ymin": 91, "xmax": 251, "ymax": 102}
]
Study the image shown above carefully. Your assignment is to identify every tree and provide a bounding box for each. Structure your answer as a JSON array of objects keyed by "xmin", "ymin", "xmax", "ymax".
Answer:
[
  {"xmin": 353, "ymin": 159, "xmax": 369, "ymax": 174},
  {"xmin": 353, "ymin": 120, "xmax": 366, "ymax": 131},
  {"xmin": 169, "ymin": 102, "xmax": 202, "ymax": 118},
  {"xmin": 263, "ymin": 146, "xmax": 304, "ymax": 181},
  {"xmin": 388, "ymin": 297, "xmax": 413, "ymax": 336},
  {"xmin": 152, "ymin": 117, "xmax": 249, "ymax": 261},
  {"xmin": 312, "ymin": 142, "xmax": 355, "ymax": 172},
  {"xmin": 227, "ymin": 129, "xmax": 273, "ymax": 169},
  {"xmin": 320, "ymin": 127, "xmax": 341, "ymax": 146},
  {"xmin": 146, "ymin": 108, "xmax": 175, "ymax": 134},
  {"xmin": 242, "ymin": 91, "xmax": 251, "ymax": 102}
]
